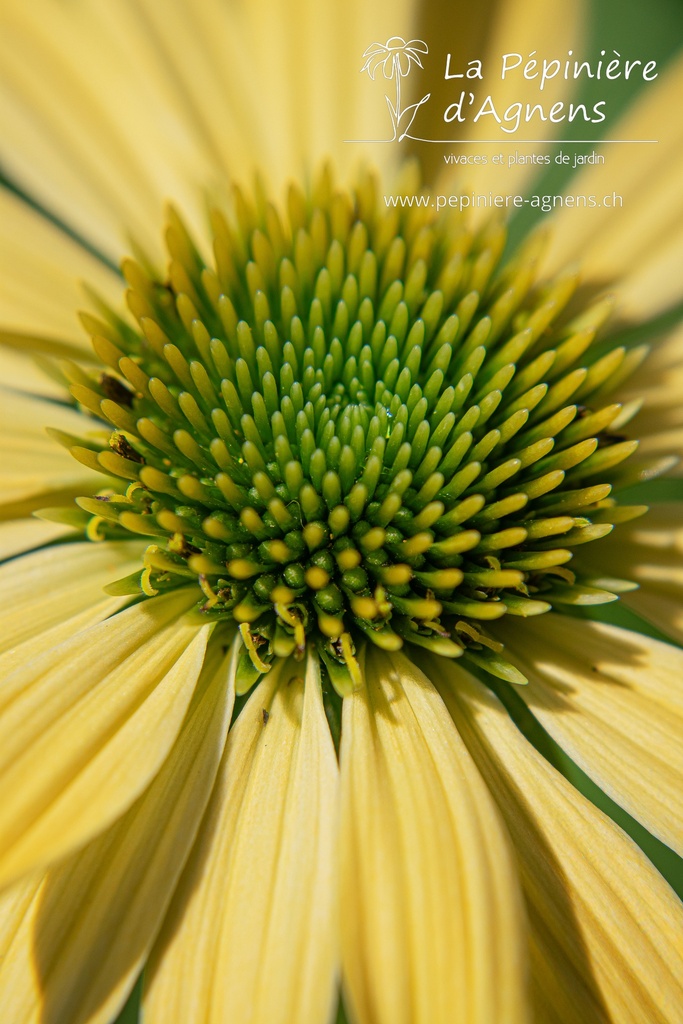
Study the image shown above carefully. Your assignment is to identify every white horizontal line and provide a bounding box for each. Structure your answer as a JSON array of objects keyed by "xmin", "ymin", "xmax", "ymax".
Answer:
[{"xmin": 344, "ymin": 138, "xmax": 659, "ymax": 144}]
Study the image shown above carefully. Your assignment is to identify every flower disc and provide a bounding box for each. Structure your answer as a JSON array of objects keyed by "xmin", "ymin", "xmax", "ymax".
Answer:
[{"xmin": 56, "ymin": 168, "xmax": 644, "ymax": 694}]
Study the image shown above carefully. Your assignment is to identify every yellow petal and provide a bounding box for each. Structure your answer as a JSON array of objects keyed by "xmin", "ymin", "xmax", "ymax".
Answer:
[
  {"xmin": 494, "ymin": 613, "xmax": 683, "ymax": 856},
  {"xmin": 129, "ymin": 0, "xmax": 256, "ymax": 184},
  {"xmin": 0, "ymin": 389, "xmax": 95, "ymax": 509},
  {"xmin": 0, "ymin": 635, "xmax": 236, "ymax": 1024},
  {"xmin": 0, "ymin": 344, "xmax": 69, "ymax": 401},
  {"xmin": 237, "ymin": 0, "xmax": 416, "ymax": 182},
  {"xmin": 130, "ymin": 0, "xmax": 417, "ymax": 188},
  {"xmin": 618, "ymin": 323, "xmax": 683, "ymax": 476},
  {"xmin": 542, "ymin": 54, "xmax": 683, "ymax": 316},
  {"xmin": 623, "ymin": 589, "xmax": 683, "ymax": 646},
  {"xmin": 143, "ymin": 651, "xmax": 339, "ymax": 1024},
  {"xmin": 0, "ymin": 540, "xmax": 144, "ymax": 658},
  {"xmin": 0, "ymin": 0, "xmax": 218, "ymax": 259},
  {"xmin": 0, "ymin": 589, "xmax": 209, "ymax": 887},
  {"xmin": 437, "ymin": 0, "xmax": 587, "ymax": 199},
  {"xmin": 339, "ymin": 647, "xmax": 529, "ymax": 1024},
  {"xmin": 617, "ymin": 230, "xmax": 683, "ymax": 320},
  {"xmin": 0, "ymin": 186, "xmax": 122, "ymax": 344},
  {"xmin": 0, "ymin": 0, "xmax": 416, "ymax": 251},
  {"xmin": 575, "ymin": 503, "xmax": 683, "ymax": 642},
  {"xmin": 0, "ymin": 518, "xmax": 69, "ymax": 561},
  {"xmin": 0, "ymin": 874, "xmax": 42, "ymax": 977},
  {"xmin": 622, "ymin": 589, "xmax": 683, "ymax": 643},
  {"xmin": 0, "ymin": 544, "xmax": 143, "ymax": 679},
  {"xmin": 435, "ymin": 661, "xmax": 683, "ymax": 1024}
]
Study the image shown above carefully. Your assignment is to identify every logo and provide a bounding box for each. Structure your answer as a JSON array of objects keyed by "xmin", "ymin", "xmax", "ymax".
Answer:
[{"xmin": 360, "ymin": 37, "xmax": 431, "ymax": 141}]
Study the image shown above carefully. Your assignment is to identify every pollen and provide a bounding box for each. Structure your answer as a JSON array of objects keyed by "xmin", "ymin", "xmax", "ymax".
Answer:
[{"xmin": 60, "ymin": 165, "xmax": 646, "ymax": 696}]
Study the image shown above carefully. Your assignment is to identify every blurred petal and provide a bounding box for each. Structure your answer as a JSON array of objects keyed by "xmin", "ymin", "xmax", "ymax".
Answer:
[
  {"xmin": 542, "ymin": 54, "xmax": 683, "ymax": 316},
  {"xmin": 0, "ymin": 519, "xmax": 70, "ymax": 562},
  {"xmin": 0, "ymin": 0, "xmax": 218, "ymax": 259},
  {"xmin": 0, "ymin": 344, "xmax": 79, "ymax": 402},
  {"xmin": 495, "ymin": 613, "xmax": 683, "ymax": 856},
  {"xmin": 0, "ymin": 187, "xmax": 122, "ymax": 347},
  {"xmin": 0, "ymin": 0, "xmax": 418, "ymax": 251},
  {"xmin": 144, "ymin": 653, "xmax": 339, "ymax": 1024},
  {"xmin": 340, "ymin": 648, "xmax": 529, "ymax": 1024},
  {"xmin": 0, "ymin": 390, "xmax": 96, "ymax": 510},
  {"xmin": 616, "ymin": 230, "xmax": 683, "ymax": 319},
  {"xmin": 434, "ymin": 660, "xmax": 683, "ymax": 1024},
  {"xmin": 576, "ymin": 503, "xmax": 683, "ymax": 642},
  {"xmin": 623, "ymin": 587, "xmax": 683, "ymax": 644},
  {"xmin": 237, "ymin": 0, "xmax": 416, "ymax": 179},
  {"xmin": 0, "ymin": 638, "xmax": 236, "ymax": 1024},
  {"xmin": 424, "ymin": 0, "xmax": 585, "ymax": 194},
  {"xmin": 0, "ymin": 876, "xmax": 40, "ymax": 978},
  {"xmin": 619, "ymin": 323, "xmax": 683, "ymax": 475},
  {"xmin": 0, "ymin": 589, "xmax": 208, "ymax": 887}
]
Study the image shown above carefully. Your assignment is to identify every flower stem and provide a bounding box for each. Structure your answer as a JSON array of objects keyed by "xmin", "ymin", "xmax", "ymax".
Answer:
[{"xmin": 395, "ymin": 55, "xmax": 402, "ymax": 122}]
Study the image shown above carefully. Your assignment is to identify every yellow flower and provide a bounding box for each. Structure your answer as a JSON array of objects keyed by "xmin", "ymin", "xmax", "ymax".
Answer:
[{"xmin": 0, "ymin": 2, "xmax": 683, "ymax": 1024}]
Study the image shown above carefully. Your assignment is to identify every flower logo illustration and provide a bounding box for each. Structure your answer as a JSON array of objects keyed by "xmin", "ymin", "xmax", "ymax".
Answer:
[
  {"xmin": 361, "ymin": 37, "xmax": 430, "ymax": 141},
  {"xmin": 361, "ymin": 36, "xmax": 428, "ymax": 79}
]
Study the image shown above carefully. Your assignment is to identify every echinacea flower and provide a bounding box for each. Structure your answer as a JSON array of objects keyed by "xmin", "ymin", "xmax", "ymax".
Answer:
[{"xmin": 1, "ymin": 1, "xmax": 683, "ymax": 1024}]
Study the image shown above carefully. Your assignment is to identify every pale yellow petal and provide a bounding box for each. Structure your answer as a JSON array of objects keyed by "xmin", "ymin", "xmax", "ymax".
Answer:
[
  {"xmin": 0, "ymin": 389, "xmax": 97, "ymax": 509},
  {"xmin": 576, "ymin": 504, "xmax": 683, "ymax": 642},
  {"xmin": 624, "ymin": 590, "xmax": 683, "ymax": 646},
  {"xmin": 542, "ymin": 54, "xmax": 683, "ymax": 316},
  {"xmin": 0, "ymin": 540, "xmax": 144, "ymax": 661},
  {"xmin": 0, "ymin": 636, "xmax": 236, "ymax": 1024},
  {"xmin": 0, "ymin": 519, "xmax": 69, "ymax": 561},
  {"xmin": 134, "ymin": 0, "xmax": 416, "ymax": 187},
  {"xmin": 0, "ymin": 536, "xmax": 143, "ymax": 696},
  {"xmin": 617, "ymin": 229, "xmax": 683, "ymax": 319},
  {"xmin": 0, "ymin": 0, "xmax": 416, "ymax": 252},
  {"xmin": 293, "ymin": 0, "xmax": 411, "ymax": 173},
  {"xmin": 437, "ymin": 0, "xmax": 587, "ymax": 200},
  {"xmin": 0, "ymin": 589, "xmax": 209, "ymax": 887},
  {"xmin": 494, "ymin": 613, "xmax": 683, "ymax": 856},
  {"xmin": 0, "ymin": 875, "xmax": 42, "ymax": 974},
  {"xmin": 0, "ymin": 187, "xmax": 122, "ymax": 346},
  {"xmin": 0, "ymin": 544, "xmax": 145, "ymax": 688},
  {"xmin": 0, "ymin": 344, "xmax": 69, "ymax": 401},
  {"xmin": 617, "ymin": 323, "xmax": 683, "ymax": 475},
  {"xmin": 635, "ymin": 427, "xmax": 683, "ymax": 475},
  {"xmin": 0, "ymin": 0, "xmax": 220, "ymax": 259},
  {"xmin": 339, "ymin": 647, "xmax": 529, "ymax": 1024},
  {"xmin": 144, "ymin": 651, "xmax": 339, "ymax": 1024},
  {"xmin": 433, "ymin": 660, "xmax": 683, "ymax": 1024},
  {"xmin": 129, "ymin": 0, "xmax": 256, "ymax": 183}
]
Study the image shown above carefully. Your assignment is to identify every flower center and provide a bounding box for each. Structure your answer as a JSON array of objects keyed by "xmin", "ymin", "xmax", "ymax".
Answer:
[{"xmin": 61, "ymin": 167, "xmax": 641, "ymax": 694}]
